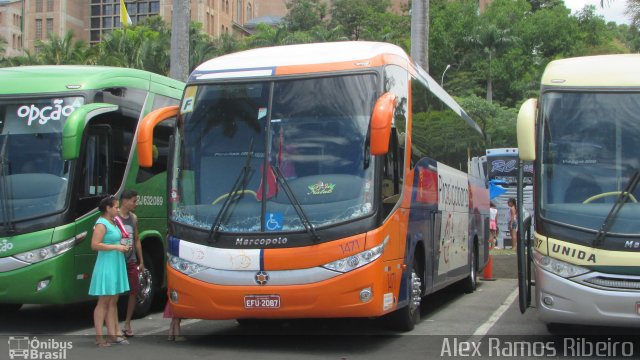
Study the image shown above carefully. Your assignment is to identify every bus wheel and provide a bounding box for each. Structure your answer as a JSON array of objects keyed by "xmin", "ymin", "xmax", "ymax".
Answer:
[
  {"xmin": 461, "ymin": 246, "xmax": 478, "ymax": 293},
  {"xmin": 0, "ymin": 304, "xmax": 22, "ymax": 318},
  {"xmin": 384, "ymin": 261, "xmax": 422, "ymax": 332},
  {"xmin": 133, "ymin": 251, "xmax": 156, "ymax": 317}
]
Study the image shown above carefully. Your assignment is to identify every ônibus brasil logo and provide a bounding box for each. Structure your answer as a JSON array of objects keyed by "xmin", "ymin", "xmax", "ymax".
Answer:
[{"xmin": 7, "ymin": 336, "xmax": 72, "ymax": 360}]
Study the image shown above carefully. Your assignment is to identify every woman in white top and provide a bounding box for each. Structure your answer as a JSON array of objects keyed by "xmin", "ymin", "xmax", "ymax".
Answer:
[{"xmin": 489, "ymin": 202, "xmax": 498, "ymax": 249}]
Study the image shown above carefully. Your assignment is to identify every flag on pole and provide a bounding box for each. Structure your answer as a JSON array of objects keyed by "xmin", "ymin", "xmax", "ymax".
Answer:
[{"xmin": 120, "ymin": 0, "xmax": 132, "ymax": 27}]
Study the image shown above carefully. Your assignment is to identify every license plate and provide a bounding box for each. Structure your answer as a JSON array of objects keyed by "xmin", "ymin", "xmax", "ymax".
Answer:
[{"xmin": 244, "ymin": 295, "xmax": 280, "ymax": 309}]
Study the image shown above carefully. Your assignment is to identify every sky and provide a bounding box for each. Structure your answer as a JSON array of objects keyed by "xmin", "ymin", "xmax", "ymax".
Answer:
[{"xmin": 564, "ymin": 0, "xmax": 631, "ymax": 25}]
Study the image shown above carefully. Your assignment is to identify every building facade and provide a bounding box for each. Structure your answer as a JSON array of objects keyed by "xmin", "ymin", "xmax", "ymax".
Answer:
[
  {"xmin": 13, "ymin": 0, "xmax": 489, "ymax": 57},
  {"xmin": 18, "ymin": 0, "xmax": 259, "ymax": 53},
  {"xmin": 0, "ymin": 0, "xmax": 24, "ymax": 57}
]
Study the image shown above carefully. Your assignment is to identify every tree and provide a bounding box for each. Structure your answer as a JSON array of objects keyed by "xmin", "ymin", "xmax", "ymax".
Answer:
[
  {"xmin": 626, "ymin": 0, "xmax": 640, "ymax": 27},
  {"xmin": 465, "ymin": 24, "xmax": 517, "ymax": 103},
  {"xmin": 189, "ymin": 22, "xmax": 218, "ymax": 73},
  {"xmin": 35, "ymin": 31, "xmax": 91, "ymax": 65},
  {"xmin": 0, "ymin": 36, "xmax": 6, "ymax": 59},
  {"xmin": 331, "ymin": 0, "xmax": 390, "ymax": 40},
  {"xmin": 97, "ymin": 25, "xmax": 169, "ymax": 74},
  {"xmin": 285, "ymin": 0, "xmax": 327, "ymax": 32}
]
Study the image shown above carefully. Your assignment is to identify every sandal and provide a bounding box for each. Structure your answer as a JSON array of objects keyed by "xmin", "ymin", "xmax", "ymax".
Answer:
[
  {"xmin": 174, "ymin": 335, "xmax": 186, "ymax": 342},
  {"xmin": 167, "ymin": 335, "xmax": 175, "ymax": 341},
  {"xmin": 110, "ymin": 336, "xmax": 130, "ymax": 345},
  {"xmin": 122, "ymin": 328, "xmax": 134, "ymax": 337},
  {"xmin": 95, "ymin": 341, "xmax": 111, "ymax": 348}
]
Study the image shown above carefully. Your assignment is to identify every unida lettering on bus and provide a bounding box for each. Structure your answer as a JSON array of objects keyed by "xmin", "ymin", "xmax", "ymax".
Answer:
[
  {"xmin": 235, "ymin": 237, "xmax": 288, "ymax": 246},
  {"xmin": 551, "ymin": 243, "xmax": 597, "ymax": 263},
  {"xmin": 16, "ymin": 99, "xmax": 82, "ymax": 126}
]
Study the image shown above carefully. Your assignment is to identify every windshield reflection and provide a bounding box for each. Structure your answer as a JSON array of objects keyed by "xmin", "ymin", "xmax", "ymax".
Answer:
[
  {"xmin": 540, "ymin": 92, "xmax": 640, "ymax": 235},
  {"xmin": 171, "ymin": 74, "xmax": 377, "ymax": 233},
  {"xmin": 0, "ymin": 97, "xmax": 80, "ymax": 223}
]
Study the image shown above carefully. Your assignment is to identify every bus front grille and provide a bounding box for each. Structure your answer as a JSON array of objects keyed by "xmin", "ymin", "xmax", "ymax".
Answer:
[{"xmin": 583, "ymin": 276, "xmax": 640, "ymax": 291}]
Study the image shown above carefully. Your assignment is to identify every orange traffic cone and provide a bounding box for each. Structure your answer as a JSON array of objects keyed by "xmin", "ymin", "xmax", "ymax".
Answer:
[{"xmin": 482, "ymin": 253, "xmax": 496, "ymax": 281}]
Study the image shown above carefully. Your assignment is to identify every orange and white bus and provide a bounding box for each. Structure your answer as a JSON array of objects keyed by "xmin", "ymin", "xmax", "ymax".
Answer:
[{"xmin": 137, "ymin": 41, "xmax": 489, "ymax": 331}]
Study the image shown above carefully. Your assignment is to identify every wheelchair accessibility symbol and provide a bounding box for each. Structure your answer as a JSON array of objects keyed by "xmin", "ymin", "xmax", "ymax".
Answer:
[{"xmin": 265, "ymin": 212, "xmax": 283, "ymax": 231}]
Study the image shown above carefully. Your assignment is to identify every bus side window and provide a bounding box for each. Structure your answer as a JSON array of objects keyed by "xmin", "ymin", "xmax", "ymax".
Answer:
[
  {"xmin": 382, "ymin": 129, "xmax": 401, "ymax": 216},
  {"xmin": 82, "ymin": 125, "xmax": 111, "ymax": 197}
]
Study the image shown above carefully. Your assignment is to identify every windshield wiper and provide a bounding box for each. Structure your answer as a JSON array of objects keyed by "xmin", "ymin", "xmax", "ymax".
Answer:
[
  {"xmin": 0, "ymin": 134, "xmax": 15, "ymax": 235},
  {"xmin": 271, "ymin": 165, "xmax": 320, "ymax": 242},
  {"xmin": 208, "ymin": 139, "xmax": 254, "ymax": 243},
  {"xmin": 593, "ymin": 170, "xmax": 640, "ymax": 247}
]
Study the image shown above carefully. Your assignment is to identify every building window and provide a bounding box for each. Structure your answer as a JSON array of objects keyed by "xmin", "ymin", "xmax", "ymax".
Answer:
[
  {"xmin": 225, "ymin": 0, "xmax": 229, "ymax": 13},
  {"xmin": 103, "ymin": 4, "xmax": 113, "ymax": 16},
  {"xmin": 103, "ymin": 17, "xmax": 112, "ymax": 28},
  {"xmin": 247, "ymin": 3, "xmax": 252, "ymax": 21},
  {"xmin": 235, "ymin": 0, "xmax": 241, "ymax": 22},
  {"xmin": 46, "ymin": 18, "xmax": 53, "ymax": 36},
  {"xmin": 18, "ymin": 35, "xmax": 22, "ymax": 49},
  {"xmin": 12, "ymin": 34, "xmax": 16, "ymax": 49},
  {"xmin": 36, "ymin": 0, "xmax": 43, "ymax": 13},
  {"xmin": 47, "ymin": 0, "xmax": 54, "ymax": 12},
  {"xmin": 35, "ymin": 19, "xmax": 43, "ymax": 40},
  {"xmin": 150, "ymin": 1, "xmax": 160, "ymax": 13}
]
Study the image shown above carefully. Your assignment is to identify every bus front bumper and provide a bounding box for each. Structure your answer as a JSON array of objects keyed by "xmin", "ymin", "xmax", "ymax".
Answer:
[
  {"xmin": 0, "ymin": 251, "xmax": 91, "ymax": 304},
  {"xmin": 166, "ymin": 259, "xmax": 404, "ymax": 320},
  {"xmin": 535, "ymin": 265, "xmax": 640, "ymax": 327}
]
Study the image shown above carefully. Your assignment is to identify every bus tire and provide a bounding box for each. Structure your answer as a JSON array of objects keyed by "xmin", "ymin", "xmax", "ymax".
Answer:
[
  {"xmin": 133, "ymin": 251, "xmax": 156, "ymax": 318},
  {"xmin": 461, "ymin": 245, "xmax": 478, "ymax": 293},
  {"xmin": 384, "ymin": 260, "xmax": 422, "ymax": 332}
]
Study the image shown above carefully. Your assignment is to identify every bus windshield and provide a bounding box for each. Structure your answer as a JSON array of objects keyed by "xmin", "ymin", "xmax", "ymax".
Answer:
[
  {"xmin": 171, "ymin": 74, "xmax": 377, "ymax": 233},
  {"xmin": 540, "ymin": 91, "xmax": 640, "ymax": 235},
  {"xmin": 0, "ymin": 96, "xmax": 83, "ymax": 222}
]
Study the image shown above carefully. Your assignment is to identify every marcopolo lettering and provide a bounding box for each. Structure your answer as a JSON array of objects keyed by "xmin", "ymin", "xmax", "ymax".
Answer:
[
  {"xmin": 551, "ymin": 244, "xmax": 596, "ymax": 263},
  {"xmin": 236, "ymin": 237, "xmax": 288, "ymax": 246},
  {"xmin": 624, "ymin": 241, "xmax": 640, "ymax": 249}
]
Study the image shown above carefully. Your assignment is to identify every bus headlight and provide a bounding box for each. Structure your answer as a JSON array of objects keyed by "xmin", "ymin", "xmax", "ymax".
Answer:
[
  {"xmin": 13, "ymin": 233, "xmax": 85, "ymax": 264},
  {"xmin": 168, "ymin": 254, "xmax": 208, "ymax": 276},
  {"xmin": 533, "ymin": 250, "xmax": 589, "ymax": 278},
  {"xmin": 322, "ymin": 237, "xmax": 388, "ymax": 273}
]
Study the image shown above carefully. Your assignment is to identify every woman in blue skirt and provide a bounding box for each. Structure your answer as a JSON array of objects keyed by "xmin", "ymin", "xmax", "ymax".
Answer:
[{"xmin": 89, "ymin": 195, "xmax": 131, "ymax": 347}]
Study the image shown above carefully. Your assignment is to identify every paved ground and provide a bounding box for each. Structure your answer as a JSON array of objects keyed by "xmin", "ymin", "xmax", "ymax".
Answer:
[{"xmin": 486, "ymin": 249, "xmax": 517, "ymax": 279}]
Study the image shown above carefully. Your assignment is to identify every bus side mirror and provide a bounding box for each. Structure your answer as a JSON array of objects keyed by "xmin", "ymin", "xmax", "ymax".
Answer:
[
  {"xmin": 517, "ymin": 98, "xmax": 537, "ymax": 161},
  {"xmin": 370, "ymin": 92, "xmax": 396, "ymax": 155},
  {"xmin": 62, "ymin": 103, "xmax": 118, "ymax": 160},
  {"xmin": 138, "ymin": 106, "xmax": 179, "ymax": 168}
]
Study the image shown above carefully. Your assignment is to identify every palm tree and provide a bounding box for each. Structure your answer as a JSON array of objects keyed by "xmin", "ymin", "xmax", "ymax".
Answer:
[
  {"xmin": 465, "ymin": 24, "xmax": 516, "ymax": 103},
  {"xmin": 3, "ymin": 50, "xmax": 41, "ymax": 66},
  {"xmin": 246, "ymin": 23, "xmax": 288, "ymax": 48},
  {"xmin": 35, "ymin": 31, "xmax": 90, "ymax": 65}
]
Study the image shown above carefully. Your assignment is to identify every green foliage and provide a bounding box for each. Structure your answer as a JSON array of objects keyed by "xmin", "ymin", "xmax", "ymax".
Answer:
[
  {"xmin": 330, "ymin": 0, "xmax": 391, "ymax": 40},
  {"xmin": 284, "ymin": 0, "xmax": 327, "ymax": 32}
]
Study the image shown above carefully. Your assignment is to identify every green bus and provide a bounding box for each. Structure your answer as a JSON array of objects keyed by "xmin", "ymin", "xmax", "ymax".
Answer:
[{"xmin": 0, "ymin": 66, "xmax": 184, "ymax": 316}]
